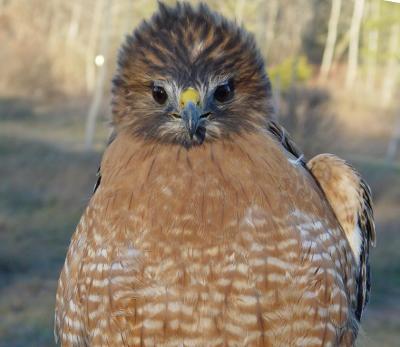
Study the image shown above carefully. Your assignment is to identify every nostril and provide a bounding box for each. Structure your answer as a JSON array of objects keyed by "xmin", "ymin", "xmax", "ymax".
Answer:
[{"xmin": 171, "ymin": 113, "xmax": 181, "ymax": 119}]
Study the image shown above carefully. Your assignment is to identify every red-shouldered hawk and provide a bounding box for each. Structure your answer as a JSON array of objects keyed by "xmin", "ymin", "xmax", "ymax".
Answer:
[{"xmin": 55, "ymin": 3, "xmax": 375, "ymax": 346}]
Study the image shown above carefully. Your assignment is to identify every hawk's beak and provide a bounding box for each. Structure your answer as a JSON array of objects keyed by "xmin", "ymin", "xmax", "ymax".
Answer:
[{"xmin": 180, "ymin": 88, "xmax": 201, "ymax": 139}]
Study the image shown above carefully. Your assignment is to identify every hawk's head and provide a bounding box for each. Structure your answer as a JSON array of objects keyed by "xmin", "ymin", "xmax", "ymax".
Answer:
[{"xmin": 112, "ymin": 2, "xmax": 272, "ymax": 147}]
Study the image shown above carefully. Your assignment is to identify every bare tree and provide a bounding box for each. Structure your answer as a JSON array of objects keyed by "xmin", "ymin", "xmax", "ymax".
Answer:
[
  {"xmin": 48, "ymin": 0, "xmax": 62, "ymax": 52},
  {"xmin": 346, "ymin": 0, "xmax": 365, "ymax": 88},
  {"xmin": 381, "ymin": 23, "xmax": 399, "ymax": 107},
  {"xmin": 264, "ymin": 0, "xmax": 279, "ymax": 58},
  {"xmin": 84, "ymin": 0, "xmax": 113, "ymax": 151},
  {"xmin": 66, "ymin": 1, "xmax": 82, "ymax": 46},
  {"xmin": 319, "ymin": 0, "xmax": 342, "ymax": 81},
  {"xmin": 85, "ymin": 0, "xmax": 104, "ymax": 93},
  {"xmin": 365, "ymin": 0, "xmax": 379, "ymax": 91}
]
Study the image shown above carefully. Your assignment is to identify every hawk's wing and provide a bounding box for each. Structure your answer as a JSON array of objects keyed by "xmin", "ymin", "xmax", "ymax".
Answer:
[
  {"xmin": 307, "ymin": 154, "xmax": 376, "ymax": 321},
  {"xmin": 267, "ymin": 120, "xmax": 305, "ymax": 165}
]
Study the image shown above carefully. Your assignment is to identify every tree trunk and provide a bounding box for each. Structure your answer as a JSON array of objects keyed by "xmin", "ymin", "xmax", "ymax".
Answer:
[
  {"xmin": 319, "ymin": 0, "xmax": 342, "ymax": 81},
  {"xmin": 381, "ymin": 23, "xmax": 400, "ymax": 107},
  {"xmin": 84, "ymin": 0, "xmax": 113, "ymax": 151},
  {"xmin": 365, "ymin": 0, "xmax": 379, "ymax": 91},
  {"xmin": 48, "ymin": 0, "xmax": 61, "ymax": 51},
  {"xmin": 333, "ymin": 29, "xmax": 350, "ymax": 62},
  {"xmin": 66, "ymin": 1, "xmax": 82, "ymax": 45},
  {"xmin": 85, "ymin": 0, "xmax": 104, "ymax": 93},
  {"xmin": 346, "ymin": 0, "xmax": 365, "ymax": 88},
  {"xmin": 264, "ymin": 0, "xmax": 279, "ymax": 58}
]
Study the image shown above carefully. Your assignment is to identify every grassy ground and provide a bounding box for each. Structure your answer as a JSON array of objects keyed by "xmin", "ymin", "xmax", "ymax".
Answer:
[
  {"xmin": 0, "ymin": 98, "xmax": 103, "ymax": 347},
  {"xmin": 0, "ymin": 97, "xmax": 399, "ymax": 346}
]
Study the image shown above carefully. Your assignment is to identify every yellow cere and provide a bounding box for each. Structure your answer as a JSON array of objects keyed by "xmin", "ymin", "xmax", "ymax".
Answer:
[{"xmin": 180, "ymin": 87, "xmax": 200, "ymax": 108}]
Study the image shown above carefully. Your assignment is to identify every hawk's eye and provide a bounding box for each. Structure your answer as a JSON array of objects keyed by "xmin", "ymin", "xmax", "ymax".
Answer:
[
  {"xmin": 214, "ymin": 80, "xmax": 234, "ymax": 103},
  {"xmin": 152, "ymin": 85, "xmax": 168, "ymax": 104}
]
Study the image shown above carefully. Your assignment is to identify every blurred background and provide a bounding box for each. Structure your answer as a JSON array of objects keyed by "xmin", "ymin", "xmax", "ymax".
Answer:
[{"xmin": 0, "ymin": 0, "xmax": 399, "ymax": 346}]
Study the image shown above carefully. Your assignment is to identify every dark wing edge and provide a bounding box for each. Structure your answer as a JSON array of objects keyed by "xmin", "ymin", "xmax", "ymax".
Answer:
[
  {"xmin": 266, "ymin": 120, "xmax": 306, "ymax": 166},
  {"xmin": 93, "ymin": 130, "xmax": 117, "ymax": 194},
  {"xmin": 93, "ymin": 167, "xmax": 102, "ymax": 193},
  {"xmin": 355, "ymin": 175, "xmax": 376, "ymax": 321}
]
